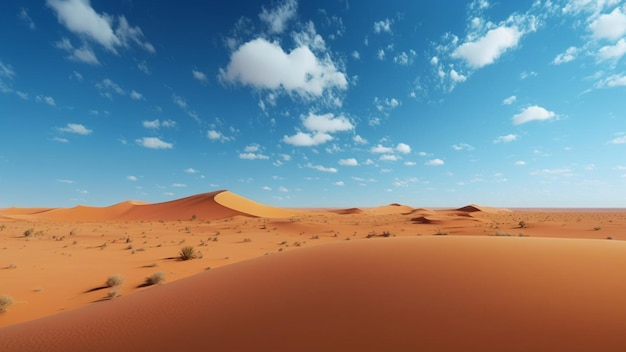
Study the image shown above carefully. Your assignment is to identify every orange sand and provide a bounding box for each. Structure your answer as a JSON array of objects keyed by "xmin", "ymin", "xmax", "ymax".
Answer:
[{"xmin": 1, "ymin": 190, "xmax": 626, "ymax": 351}]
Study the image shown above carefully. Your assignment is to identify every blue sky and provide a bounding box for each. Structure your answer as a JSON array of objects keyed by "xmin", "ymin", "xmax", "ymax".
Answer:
[{"xmin": 1, "ymin": 0, "xmax": 626, "ymax": 208}]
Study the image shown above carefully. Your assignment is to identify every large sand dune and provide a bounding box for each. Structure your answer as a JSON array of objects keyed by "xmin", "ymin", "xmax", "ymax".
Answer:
[
  {"xmin": 0, "ymin": 190, "xmax": 297, "ymax": 222},
  {"xmin": 3, "ymin": 236, "xmax": 626, "ymax": 351}
]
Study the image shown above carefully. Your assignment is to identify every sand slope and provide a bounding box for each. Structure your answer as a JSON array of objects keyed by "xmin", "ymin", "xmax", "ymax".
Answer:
[
  {"xmin": 0, "ymin": 190, "xmax": 296, "ymax": 222},
  {"xmin": 3, "ymin": 236, "xmax": 626, "ymax": 352}
]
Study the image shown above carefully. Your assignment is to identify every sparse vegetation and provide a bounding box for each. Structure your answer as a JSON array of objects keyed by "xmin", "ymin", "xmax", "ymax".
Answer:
[
  {"xmin": 434, "ymin": 229, "xmax": 449, "ymax": 236},
  {"xmin": 105, "ymin": 274, "xmax": 125, "ymax": 287},
  {"xmin": 519, "ymin": 221, "xmax": 527, "ymax": 228},
  {"xmin": 23, "ymin": 228, "xmax": 35, "ymax": 237},
  {"xmin": 594, "ymin": 227, "xmax": 602, "ymax": 231},
  {"xmin": 0, "ymin": 295, "xmax": 14, "ymax": 312},
  {"xmin": 107, "ymin": 289, "xmax": 120, "ymax": 299},
  {"xmin": 145, "ymin": 272, "xmax": 165, "ymax": 285},
  {"xmin": 179, "ymin": 246, "xmax": 196, "ymax": 260}
]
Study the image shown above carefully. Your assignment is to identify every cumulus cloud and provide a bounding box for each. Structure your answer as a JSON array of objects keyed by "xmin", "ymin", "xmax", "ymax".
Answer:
[
  {"xmin": 425, "ymin": 158, "xmax": 444, "ymax": 166},
  {"xmin": 239, "ymin": 149, "xmax": 269, "ymax": 160},
  {"xmin": 353, "ymin": 135, "xmax": 368, "ymax": 144},
  {"xmin": 207, "ymin": 130, "xmax": 233, "ymax": 142},
  {"xmin": 47, "ymin": 0, "xmax": 154, "ymax": 53},
  {"xmin": 219, "ymin": 38, "xmax": 347, "ymax": 99},
  {"xmin": 373, "ymin": 18, "xmax": 393, "ymax": 33},
  {"xmin": 127, "ymin": 175, "xmax": 138, "ymax": 181},
  {"xmin": 380, "ymin": 154, "xmax": 398, "ymax": 161},
  {"xmin": 493, "ymin": 134, "xmax": 518, "ymax": 143},
  {"xmin": 339, "ymin": 158, "xmax": 358, "ymax": 166},
  {"xmin": 283, "ymin": 132, "xmax": 333, "ymax": 146},
  {"xmin": 598, "ymin": 38, "xmax": 626, "ymax": 60},
  {"xmin": 284, "ymin": 113, "xmax": 353, "ymax": 147},
  {"xmin": 452, "ymin": 26, "xmax": 522, "ymax": 68},
  {"xmin": 143, "ymin": 119, "xmax": 176, "ymax": 129},
  {"xmin": 259, "ymin": 0, "xmax": 297, "ymax": 34},
  {"xmin": 135, "ymin": 137, "xmax": 173, "ymax": 149},
  {"xmin": 610, "ymin": 135, "xmax": 626, "ymax": 144},
  {"xmin": 515, "ymin": 160, "xmax": 527, "ymax": 166},
  {"xmin": 335, "ymin": 181, "xmax": 345, "ymax": 186},
  {"xmin": 59, "ymin": 123, "xmax": 91, "ymax": 135},
  {"xmin": 370, "ymin": 144, "xmax": 394, "ymax": 154},
  {"xmin": 396, "ymin": 143, "xmax": 411, "ymax": 154},
  {"xmin": 452, "ymin": 143, "xmax": 475, "ymax": 151},
  {"xmin": 590, "ymin": 7, "xmax": 626, "ymax": 41},
  {"xmin": 184, "ymin": 168, "xmax": 199, "ymax": 174},
  {"xmin": 308, "ymin": 164, "xmax": 337, "ymax": 173},
  {"xmin": 512, "ymin": 105, "xmax": 556, "ymax": 125}
]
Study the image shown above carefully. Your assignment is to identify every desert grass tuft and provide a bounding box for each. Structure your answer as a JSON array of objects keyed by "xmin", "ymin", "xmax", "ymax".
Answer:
[
  {"xmin": 105, "ymin": 274, "xmax": 125, "ymax": 287},
  {"xmin": 0, "ymin": 295, "xmax": 14, "ymax": 312},
  {"xmin": 145, "ymin": 271, "xmax": 165, "ymax": 286},
  {"xmin": 179, "ymin": 246, "xmax": 196, "ymax": 260}
]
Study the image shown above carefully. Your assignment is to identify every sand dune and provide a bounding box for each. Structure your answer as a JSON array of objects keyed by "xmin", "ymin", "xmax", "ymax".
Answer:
[
  {"xmin": 364, "ymin": 203, "xmax": 414, "ymax": 215},
  {"xmin": 3, "ymin": 236, "xmax": 626, "ymax": 351},
  {"xmin": 0, "ymin": 190, "xmax": 296, "ymax": 222}
]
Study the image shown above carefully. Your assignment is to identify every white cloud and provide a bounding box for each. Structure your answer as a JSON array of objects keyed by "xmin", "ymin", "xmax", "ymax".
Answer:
[
  {"xmin": 19, "ymin": 8, "xmax": 36, "ymax": 30},
  {"xmin": 302, "ymin": 113, "xmax": 353, "ymax": 133},
  {"xmin": 339, "ymin": 158, "xmax": 358, "ymax": 166},
  {"xmin": 57, "ymin": 179, "xmax": 74, "ymax": 184},
  {"xmin": 425, "ymin": 159, "xmax": 444, "ymax": 166},
  {"xmin": 396, "ymin": 143, "xmax": 411, "ymax": 154},
  {"xmin": 373, "ymin": 18, "xmax": 393, "ymax": 33},
  {"xmin": 284, "ymin": 113, "xmax": 353, "ymax": 147},
  {"xmin": 135, "ymin": 137, "xmax": 173, "ymax": 149},
  {"xmin": 502, "ymin": 95, "xmax": 517, "ymax": 105},
  {"xmin": 552, "ymin": 46, "xmax": 578, "ymax": 65},
  {"xmin": 184, "ymin": 168, "xmax": 198, "ymax": 174},
  {"xmin": 96, "ymin": 78, "xmax": 125, "ymax": 97},
  {"xmin": 55, "ymin": 38, "xmax": 100, "ymax": 65},
  {"xmin": 219, "ymin": 38, "xmax": 347, "ymax": 99},
  {"xmin": 244, "ymin": 145, "xmax": 259, "ymax": 152},
  {"xmin": 130, "ymin": 90, "xmax": 144, "ymax": 100},
  {"xmin": 452, "ymin": 143, "xmax": 475, "ymax": 151},
  {"xmin": 530, "ymin": 168, "xmax": 573, "ymax": 176},
  {"xmin": 262, "ymin": 186, "xmax": 272, "ymax": 191},
  {"xmin": 259, "ymin": 0, "xmax": 297, "ymax": 34},
  {"xmin": 283, "ymin": 132, "xmax": 332, "ymax": 146},
  {"xmin": 512, "ymin": 105, "xmax": 556, "ymax": 125},
  {"xmin": 610, "ymin": 135, "xmax": 626, "ymax": 144},
  {"xmin": 404, "ymin": 161, "xmax": 416, "ymax": 166},
  {"xmin": 59, "ymin": 123, "xmax": 91, "ymax": 135},
  {"xmin": 515, "ymin": 160, "xmax": 527, "ymax": 166},
  {"xmin": 143, "ymin": 119, "xmax": 176, "ymax": 129},
  {"xmin": 127, "ymin": 175, "xmax": 138, "ymax": 181},
  {"xmin": 53, "ymin": 137, "xmax": 69, "ymax": 143},
  {"xmin": 353, "ymin": 135, "xmax": 368, "ymax": 144},
  {"xmin": 308, "ymin": 164, "xmax": 337, "ymax": 173},
  {"xmin": 493, "ymin": 134, "xmax": 518, "ymax": 143},
  {"xmin": 279, "ymin": 186, "xmax": 289, "ymax": 192},
  {"xmin": 47, "ymin": 0, "xmax": 154, "ymax": 53},
  {"xmin": 192, "ymin": 69, "xmax": 208, "ymax": 83},
  {"xmin": 171, "ymin": 183, "xmax": 187, "ymax": 188},
  {"xmin": 452, "ymin": 26, "xmax": 522, "ymax": 68},
  {"xmin": 352, "ymin": 51, "xmax": 360, "ymax": 60},
  {"xmin": 598, "ymin": 38, "xmax": 626, "ymax": 60},
  {"xmin": 597, "ymin": 74, "xmax": 626, "ymax": 88},
  {"xmin": 36, "ymin": 95, "xmax": 56, "ymax": 106},
  {"xmin": 239, "ymin": 152, "xmax": 269, "ymax": 160},
  {"xmin": 335, "ymin": 181, "xmax": 345, "ymax": 186},
  {"xmin": 380, "ymin": 154, "xmax": 398, "ymax": 161},
  {"xmin": 370, "ymin": 144, "xmax": 393, "ymax": 153},
  {"xmin": 450, "ymin": 69, "xmax": 467, "ymax": 82},
  {"xmin": 590, "ymin": 7, "xmax": 626, "ymax": 40}
]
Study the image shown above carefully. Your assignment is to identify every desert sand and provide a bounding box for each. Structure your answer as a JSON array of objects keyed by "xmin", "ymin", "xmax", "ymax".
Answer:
[{"xmin": 1, "ymin": 190, "xmax": 626, "ymax": 351}]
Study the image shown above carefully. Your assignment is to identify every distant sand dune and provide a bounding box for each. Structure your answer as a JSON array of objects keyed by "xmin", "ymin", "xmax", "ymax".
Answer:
[
  {"xmin": 0, "ymin": 190, "xmax": 296, "ymax": 222},
  {"xmin": 3, "ymin": 236, "xmax": 626, "ymax": 351}
]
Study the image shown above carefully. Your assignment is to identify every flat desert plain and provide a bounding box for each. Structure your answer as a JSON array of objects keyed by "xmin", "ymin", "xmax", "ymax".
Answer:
[{"xmin": 2, "ymin": 190, "xmax": 626, "ymax": 351}]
